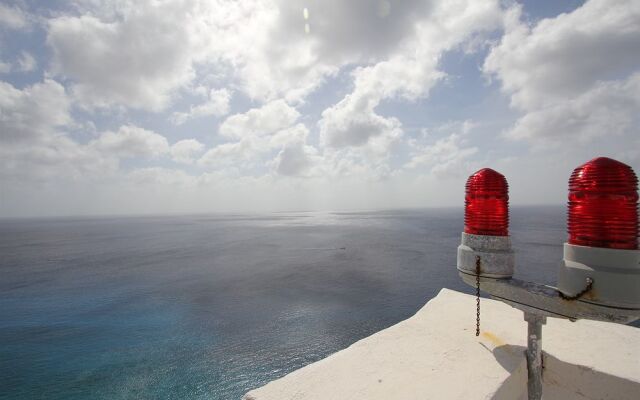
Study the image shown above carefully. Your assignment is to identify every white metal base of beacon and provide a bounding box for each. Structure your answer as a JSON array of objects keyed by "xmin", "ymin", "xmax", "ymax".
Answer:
[
  {"xmin": 457, "ymin": 232, "xmax": 514, "ymax": 278},
  {"xmin": 558, "ymin": 243, "xmax": 640, "ymax": 309}
]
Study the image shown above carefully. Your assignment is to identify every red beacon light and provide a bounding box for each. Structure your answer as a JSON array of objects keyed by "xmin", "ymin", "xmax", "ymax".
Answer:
[
  {"xmin": 558, "ymin": 157, "xmax": 640, "ymax": 308},
  {"xmin": 568, "ymin": 157, "xmax": 638, "ymax": 250},
  {"xmin": 457, "ymin": 168, "xmax": 514, "ymax": 279},
  {"xmin": 465, "ymin": 168, "xmax": 509, "ymax": 236}
]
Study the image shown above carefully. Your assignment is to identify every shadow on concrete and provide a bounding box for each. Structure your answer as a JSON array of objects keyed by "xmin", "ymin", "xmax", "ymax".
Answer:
[
  {"xmin": 492, "ymin": 343, "xmax": 525, "ymax": 373},
  {"xmin": 541, "ymin": 352, "xmax": 640, "ymax": 400},
  {"xmin": 490, "ymin": 344, "xmax": 527, "ymax": 400},
  {"xmin": 487, "ymin": 344, "xmax": 640, "ymax": 399}
]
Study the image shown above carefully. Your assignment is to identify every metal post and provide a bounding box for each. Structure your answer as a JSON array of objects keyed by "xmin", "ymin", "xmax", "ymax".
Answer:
[{"xmin": 524, "ymin": 313, "xmax": 546, "ymax": 400}]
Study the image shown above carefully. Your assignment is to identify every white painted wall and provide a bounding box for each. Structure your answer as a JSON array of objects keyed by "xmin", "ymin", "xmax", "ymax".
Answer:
[{"xmin": 244, "ymin": 289, "xmax": 640, "ymax": 400}]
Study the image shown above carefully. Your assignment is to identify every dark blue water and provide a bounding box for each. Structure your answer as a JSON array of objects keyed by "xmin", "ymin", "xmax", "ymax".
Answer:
[{"xmin": 1, "ymin": 207, "xmax": 572, "ymax": 399}]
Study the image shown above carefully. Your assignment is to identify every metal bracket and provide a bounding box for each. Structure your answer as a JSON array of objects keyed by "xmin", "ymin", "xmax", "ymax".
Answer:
[
  {"xmin": 524, "ymin": 313, "xmax": 546, "ymax": 400},
  {"xmin": 460, "ymin": 272, "xmax": 640, "ymax": 400},
  {"xmin": 459, "ymin": 272, "xmax": 640, "ymax": 324}
]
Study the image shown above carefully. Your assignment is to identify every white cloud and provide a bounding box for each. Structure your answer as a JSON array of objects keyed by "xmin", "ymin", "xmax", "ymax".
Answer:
[
  {"xmin": 484, "ymin": 0, "xmax": 640, "ymax": 147},
  {"xmin": 17, "ymin": 51, "xmax": 36, "ymax": 72},
  {"xmin": 314, "ymin": 0, "xmax": 502, "ymax": 182},
  {"xmin": 0, "ymin": 52, "xmax": 37, "ymax": 74},
  {"xmin": 47, "ymin": 3, "xmax": 198, "ymax": 111},
  {"xmin": 0, "ymin": 79, "xmax": 71, "ymax": 144},
  {"xmin": 43, "ymin": 0, "xmax": 326, "ymax": 109},
  {"xmin": 485, "ymin": 1, "xmax": 640, "ymax": 110},
  {"xmin": 0, "ymin": 79, "xmax": 122, "ymax": 183},
  {"xmin": 171, "ymin": 88, "xmax": 231, "ymax": 125},
  {"xmin": 0, "ymin": 3, "xmax": 29, "ymax": 30},
  {"xmin": 268, "ymin": 123, "xmax": 309, "ymax": 149},
  {"xmin": 0, "ymin": 61, "xmax": 11, "ymax": 73},
  {"xmin": 9, "ymin": 0, "xmax": 639, "ymax": 218},
  {"xmin": 219, "ymin": 99, "xmax": 299, "ymax": 139},
  {"xmin": 271, "ymin": 142, "xmax": 320, "ymax": 177},
  {"xmin": 198, "ymin": 138, "xmax": 258, "ymax": 168},
  {"xmin": 1, "ymin": 139, "xmax": 110, "ymax": 184},
  {"xmin": 43, "ymin": 0, "xmax": 501, "ymax": 112},
  {"xmin": 318, "ymin": 0, "xmax": 502, "ymax": 151},
  {"xmin": 0, "ymin": 135, "xmax": 119, "ymax": 183},
  {"xmin": 200, "ymin": 117, "xmax": 312, "ymax": 172},
  {"xmin": 267, "ymin": 124, "xmax": 319, "ymax": 177},
  {"xmin": 319, "ymin": 92, "xmax": 402, "ymax": 148},
  {"xmin": 228, "ymin": 0, "xmax": 434, "ymax": 102},
  {"xmin": 170, "ymin": 139, "xmax": 205, "ymax": 164},
  {"xmin": 508, "ymin": 75, "xmax": 640, "ymax": 145},
  {"xmin": 91, "ymin": 125, "xmax": 169, "ymax": 158},
  {"xmin": 199, "ymin": 106, "xmax": 307, "ymax": 169},
  {"xmin": 405, "ymin": 131, "xmax": 478, "ymax": 178},
  {"xmin": 159, "ymin": 0, "xmax": 438, "ymax": 103},
  {"xmin": 128, "ymin": 167, "xmax": 197, "ymax": 186}
]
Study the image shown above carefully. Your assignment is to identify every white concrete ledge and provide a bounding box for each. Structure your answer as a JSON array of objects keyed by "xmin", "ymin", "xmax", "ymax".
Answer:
[{"xmin": 244, "ymin": 288, "xmax": 640, "ymax": 400}]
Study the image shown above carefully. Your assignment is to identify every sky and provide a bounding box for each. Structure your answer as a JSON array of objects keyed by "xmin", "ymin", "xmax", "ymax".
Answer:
[{"xmin": 0, "ymin": 0, "xmax": 639, "ymax": 217}]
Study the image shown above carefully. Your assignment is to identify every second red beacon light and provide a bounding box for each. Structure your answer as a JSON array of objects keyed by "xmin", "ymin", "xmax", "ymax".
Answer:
[
  {"xmin": 558, "ymin": 157, "xmax": 640, "ymax": 308},
  {"xmin": 457, "ymin": 168, "xmax": 514, "ymax": 279},
  {"xmin": 567, "ymin": 157, "xmax": 638, "ymax": 250}
]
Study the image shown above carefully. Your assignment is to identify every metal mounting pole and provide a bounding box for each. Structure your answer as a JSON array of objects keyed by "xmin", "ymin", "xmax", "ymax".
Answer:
[{"xmin": 524, "ymin": 313, "xmax": 546, "ymax": 400}]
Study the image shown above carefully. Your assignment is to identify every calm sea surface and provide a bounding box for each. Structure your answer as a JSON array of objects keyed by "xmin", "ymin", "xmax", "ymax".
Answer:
[{"xmin": 0, "ymin": 206, "xmax": 589, "ymax": 399}]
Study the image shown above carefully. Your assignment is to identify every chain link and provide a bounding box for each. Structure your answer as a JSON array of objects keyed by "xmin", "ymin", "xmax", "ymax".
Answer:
[{"xmin": 475, "ymin": 255, "xmax": 481, "ymax": 337}]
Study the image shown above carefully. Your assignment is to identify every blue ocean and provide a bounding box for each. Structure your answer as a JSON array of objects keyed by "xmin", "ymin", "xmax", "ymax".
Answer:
[{"xmin": 0, "ymin": 206, "xmax": 596, "ymax": 399}]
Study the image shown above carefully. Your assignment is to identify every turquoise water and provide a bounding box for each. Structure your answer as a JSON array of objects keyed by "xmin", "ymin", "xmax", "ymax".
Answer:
[{"xmin": 1, "ymin": 207, "xmax": 576, "ymax": 399}]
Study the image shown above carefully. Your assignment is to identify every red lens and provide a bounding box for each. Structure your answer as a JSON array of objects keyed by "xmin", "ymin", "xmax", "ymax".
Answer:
[
  {"xmin": 464, "ymin": 168, "xmax": 509, "ymax": 236},
  {"xmin": 568, "ymin": 157, "xmax": 638, "ymax": 250}
]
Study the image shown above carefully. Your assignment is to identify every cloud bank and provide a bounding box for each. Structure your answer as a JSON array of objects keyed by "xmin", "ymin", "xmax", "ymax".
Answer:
[{"xmin": 1, "ymin": 0, "xmax": 638, "ymax": 216}]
